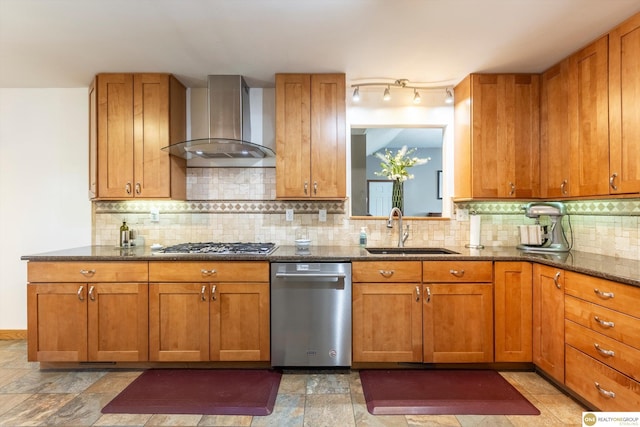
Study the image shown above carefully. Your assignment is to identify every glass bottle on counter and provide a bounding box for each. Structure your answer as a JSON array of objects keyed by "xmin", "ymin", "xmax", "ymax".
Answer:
[
  {"xmin": 119, "ymin": 220, "xmax": 130, "ymax": 248},
  {"xmin": 359, "ymin": 227, "xmax": 367, "ymax": 247}
]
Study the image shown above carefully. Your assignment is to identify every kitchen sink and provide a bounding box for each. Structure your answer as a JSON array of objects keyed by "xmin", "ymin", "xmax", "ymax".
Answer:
[{"xmin": 365, "ymin": 247, "xmax": 459, "ymax": 255}]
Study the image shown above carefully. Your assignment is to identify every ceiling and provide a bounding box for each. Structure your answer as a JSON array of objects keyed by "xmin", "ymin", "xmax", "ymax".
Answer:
[{"xmin": 1, "ymin": 0, "xmax": 639, "ymax": 89}]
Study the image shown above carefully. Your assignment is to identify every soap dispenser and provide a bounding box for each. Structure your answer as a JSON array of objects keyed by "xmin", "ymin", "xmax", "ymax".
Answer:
[{"xmin": 359, "ymin": 227, "xmax": 367, "ymax": 247}]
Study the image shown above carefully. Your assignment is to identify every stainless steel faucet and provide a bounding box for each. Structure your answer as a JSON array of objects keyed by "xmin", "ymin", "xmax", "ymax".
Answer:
[{"xmin": 387, "ymin": 207, "xmax": 409, "ymax": 247}]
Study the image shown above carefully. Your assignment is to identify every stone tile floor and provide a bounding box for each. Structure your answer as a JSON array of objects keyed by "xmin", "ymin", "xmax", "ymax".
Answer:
[{"xmin": 0, "ymin": 340, "xmax": 587, "ymax": 426}]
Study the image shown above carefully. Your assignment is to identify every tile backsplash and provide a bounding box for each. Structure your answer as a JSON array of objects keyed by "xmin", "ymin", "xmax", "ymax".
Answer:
[{"xmin": 93, "ymin": 168, "xmax": 640, "ymax": 260}]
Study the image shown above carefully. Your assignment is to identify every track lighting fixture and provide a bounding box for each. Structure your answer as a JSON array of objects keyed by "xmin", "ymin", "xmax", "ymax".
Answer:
[
  {"xmin": 444, "ymin": 87, "xmax": 454, "ymax": 104},
  {"xmin": 350, "ymin": 78, "xmax": 454, "ymax": 104}
]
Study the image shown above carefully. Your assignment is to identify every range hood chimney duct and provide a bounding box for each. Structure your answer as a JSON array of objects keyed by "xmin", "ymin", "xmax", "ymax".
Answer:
[{"xmin": 162, "ymin": 75, "xmax": 275, "ymax": 160}]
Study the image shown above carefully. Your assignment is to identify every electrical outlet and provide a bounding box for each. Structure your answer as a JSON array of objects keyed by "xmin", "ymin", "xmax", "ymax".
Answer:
[
  {"xmin": 150, "ymin": 208, "xmax": 160, "ymax": 223},
  {"xmin": 456, "ymin": 208, "xmax": 469, "ymax": 221},
  {"xmin": 318, "ymin": 209, "xmax": 327, "ymax": 222},
  {"xmin": 285, "ymin": 209, "xmax": 294, "ymax": 221}
]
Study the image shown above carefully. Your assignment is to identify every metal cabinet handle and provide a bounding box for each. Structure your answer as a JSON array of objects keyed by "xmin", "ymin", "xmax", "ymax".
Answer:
[
  {"xmin": 449, "ymin": 269, "xmax": 465, "ymax": 277},
  {"xmin": 77, "ymin": 285, "xmax": 84, "ymax": 301},
  {"xmin": 378, "ymin": 270, "xmax": 395, "ymax": 278},
  {"xmin": 425, "ymin": 286, "xmax": 431, "ymax": 303},
  {"xmin": 594, "ymin": 343, "xmax": 615, "ymax": 357},
  {"xmin": 594, "ymin": 316, "xmax": 615, "ymax": 328},
  {"xmin": 560, "ymin": 179, "xmax": 568, "ymax": 195},
  {"xmin": 609, "ymin": 173, "xmax": 618, "ymax": 191},
  {"xmin": 200, "ymin": 285, "xmax": 207, "ymax": 301},
  {"xmin": 415, "ymin": 286, "xmax": 420, "ymax": 302},
  {"xmin": 79, "ymin": 269, "xmax": 96, "ymax": 276},
  {"xmin": 509, "ymin": 182, "xmax": 515, "ymax": 196},
  {"xmin": 594, "ymin": 288, "xmax": 614, "ymax": 299},
  {"xmin": 135, "ymin": 182, "xmax": 141, "ymax": 195},
  {"xmin": 304, "ymin": 181, "xmax": 308, "ymax": 195},
  {"xmin": 211, "ymin": 285, "xmax": 217, "ymax": 301},
  {"xmin": 313, "ymin": 181, "xmax": 318, "ymax": 195},
  {"xmin": 553, "ymin": 272, "xmax": 561, "ymax": 289},
  {"xmin": 595, "ymin": 382, "xmax": 616, "ymax": 399},
  {"xmin": 126, "ymin": 182, "xmax": 132, "ymax": 194},
  {"xmin": 201, "ymin": 269, "xmax": 217, "ymax": 276},
  {"xmin": 88, "ymin": 285, "xmax": 95, "ymax": 301}
]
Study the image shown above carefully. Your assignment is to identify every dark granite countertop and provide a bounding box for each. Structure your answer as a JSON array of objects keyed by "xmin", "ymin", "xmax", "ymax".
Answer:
[{"xmin": 22, "ymin": 244, "xmax": 640, "ymax": 288}]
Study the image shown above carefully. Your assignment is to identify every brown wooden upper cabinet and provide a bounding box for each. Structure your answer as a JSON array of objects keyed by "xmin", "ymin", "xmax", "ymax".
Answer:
[
  {"xmin": 609, "ymin": 13, "xmax": 640, "ymax": 195},
  {"xmin": 275, "ymin": 73, "xmax": 346, "ymax": 199},
  {"xmin": 89, "ymin": 73, "xmax": 187, "ymax": 200},
  {"xmin": 454, "ymin": 74, "xmax": 540, "ymax": 199}
]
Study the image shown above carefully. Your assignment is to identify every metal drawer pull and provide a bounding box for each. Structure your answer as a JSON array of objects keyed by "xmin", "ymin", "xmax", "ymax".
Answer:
[
  {"xmin": 135, "ymin": 182, "xmax": 141, "ymax": 194},
  {"xmin": 200, "ymin": 285, "xmax": 207, "ymax": 301},
  {"xmin": 609, "ymin": 173, "xmax": 618, "ymax": 191},
  {"xmin": 211, "ymin": 285, "xmax": 217, "ymax": 301},
  {"xmin": 77, "ymin": 285, "xmax": 84, "ymax": 301},
  {"xmin": 79, "ymin": 269, "xmax": 96, "ymax": 276},
  {"xmin": 594, "ymin": 316, "xmax": 615, "ymax": 328},
  {"xmin": 201, "ymin": 269, "xmax": 217, "ymax": 276},
  {"xmin": 594, "ymin": 289, "xmax": 614, "ymax": 299},
  {"xmin": 126, "ymin": 182, "xmax": 132, "ymax": 194},
  {"xmin": 560, "ymin": 179, "xmax": 568, "ymax": 195},
  {"xmin": 313, "ymin": 181, "xmax": 318, "ymax": 194},
  {"xmin": 379, "ymin": 270, "xmax": 395, "ymax": 278},
  {"xmin": 594, "ymin": 343, "xmax": 615, "ymax": 357},
  {"xmin": 415, "ymin": 286, "xmax": 420, "ymax": 302},
  {"xmin": 426, "ymin": 286, "xmax": 431, "ymax": 303},
  {"xmin": 595, "ymin": 382, "xmax": 616, "ymax": 399},
  {"xmin": 449, "ymin": 269, "xmax": 465, "ymax": 277},
  {"xmin": 509, "ymin": 182, "xmax": 515, "ymax": 196},
  {"xmin": 304, "ymin": 181, "xmax": 308, "ymax": 194},
  {"xmin": 553, "ymin": 272, "xmax": 561, "ymax": 289},
  {"xmin": 88, "ymin": 286, "xmax": 95, "ymax": 301}
]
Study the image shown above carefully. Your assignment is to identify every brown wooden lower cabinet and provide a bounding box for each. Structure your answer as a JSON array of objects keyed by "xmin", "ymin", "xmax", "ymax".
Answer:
[{"xmin": 423, "ymin": 283, "xmax": 494, "ymax": 363}]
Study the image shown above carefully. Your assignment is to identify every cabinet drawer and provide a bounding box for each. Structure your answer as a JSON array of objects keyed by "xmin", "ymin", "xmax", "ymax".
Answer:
[
  {"xmin": 149, "ymin": 261, "xmax": 269, "ymax": 282},
  {"xmin": 352, "ymin": 261, "xmax": 421, "ymax": 283},
  {"xmin": 565, "ymin": 271, "xmax": 640, "ymax": 316},
  {"xmin": 27, "ymin": 262, "xmax": 148, "ymax": 282},
  {"xmin": 565, "ymin": 295, "xmax": 640, "ymax": 350},
  {"xmin": 565, "ymin": 320, "xmax": 640, "ymax": 382},
  {"xmin": 565, "ymin": 345, "xmax": 640, "ymax": 411},
  {"xmin": 423, "ymin": 261, "xmax": 492, "ymax": 282}
]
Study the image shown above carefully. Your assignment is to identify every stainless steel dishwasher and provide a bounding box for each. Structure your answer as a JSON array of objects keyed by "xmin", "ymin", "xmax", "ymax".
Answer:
[{"xmin": 270, "ymin": 262, "xmax": 351, "ymax": 367}]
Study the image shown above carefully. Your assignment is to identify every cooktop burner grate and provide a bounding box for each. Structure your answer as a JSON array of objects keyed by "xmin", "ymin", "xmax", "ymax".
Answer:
[{"xmin": 156, "ymin": 242, "xmax": 277, "ymax": 255}]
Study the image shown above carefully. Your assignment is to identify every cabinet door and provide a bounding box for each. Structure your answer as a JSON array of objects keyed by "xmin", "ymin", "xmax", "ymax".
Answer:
[
  {"xmin": 532, "ymin": 264, "xmax": 565, "ymax": 383},
  {"xmin": 310, "ymin": 74, "xmax": 346, "ymax": 198},
  {"xmin": 609, "ymin": 13, "xmax": 640, "ymax": 194},
  {"xmin": 494, "ymin": 262, "xmax": 533, "ymax": 362},
  {"xmin": 87, "ymin": 283, "xmax": 148, "ymax": 362},
  {"xmin": 149, "ymin": 283, "xmax": 210, "ymax": 362},
  {"xmin": 352, "ymin": 283, "xmax": 422, "ymax": 362},
  {"xmin": 471, "ymin": 74, "xmax": 539, "ymax": 198},
  {"xmin": 540, "ymin": 60, "xmax": 572, "ymax": 198},
  {"xmin": 423, "ymin": 283, "xmax": 493, "ymax": 363},
  {"xmin": 210, "ymin": 283, "xmax": 270, "ymax": 362},
  {"xmin": 133, "ymin": 74, "xmax": 171, "ymax": 198},
  {"xmin": 96, "ymin": 73, "xmax": 134, "ymax": 198},
  {"xmin": 275, "ymin": 74, "xmax": 311, "ymax": 198},
  {"xmin": 569, "ymin": 36, "xmax": 610, "ymax": 197},
  {"xmin": 27, "ymin": 283, "xmax": 88, "ymax": 362}
]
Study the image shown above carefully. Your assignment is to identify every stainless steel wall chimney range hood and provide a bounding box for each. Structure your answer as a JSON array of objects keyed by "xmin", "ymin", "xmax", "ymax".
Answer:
[{"xmin": 162, "ymin": 75, "xmax": 275, "ymax": 162}]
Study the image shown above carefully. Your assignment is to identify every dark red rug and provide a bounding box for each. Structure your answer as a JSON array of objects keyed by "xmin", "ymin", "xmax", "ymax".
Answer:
[
  {"xmin": 359, "ymin": 370, "xmax": 540, "ymax": 415},
  {"xmin": 102, "ymin": 369, "xmax": 281, "ymax": 416}
]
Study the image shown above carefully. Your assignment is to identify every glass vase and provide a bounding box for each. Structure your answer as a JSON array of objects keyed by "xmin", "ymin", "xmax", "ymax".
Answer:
[{"xmin": 392, "ymin": 179, "xmax": 404, "ymax": 212}]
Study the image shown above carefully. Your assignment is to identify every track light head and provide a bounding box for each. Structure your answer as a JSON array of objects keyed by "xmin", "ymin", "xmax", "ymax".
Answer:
[
  {"xmin": 444, "ymin": 88, "xmax": 454, "ymax": 104},
  {"xmin": 383, "ymin": 86, "xmax": 391, "ymax": 101},
  {"xmin": 413, "ymin": 89, "xmax": 421, "ymax": 104},
  {"xmin": 352, "ymin": 86, "xmax": 360, "ymax": 102}
]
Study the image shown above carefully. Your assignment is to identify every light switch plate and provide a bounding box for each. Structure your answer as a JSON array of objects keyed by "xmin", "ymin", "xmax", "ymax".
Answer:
[
  {"xmin": 318, "ymin": 209, "xmax": 327, "ymax": 222},
  {"xmin": 150, "ymin": 208, "xmax": 160, "ymax": 223},
  {"xmin": 285, "ymin": 209, "xmax": 294, "ymax": 221},
  {"xmin": 456, "ymin": 208, "xmax": 469, "ymax": 221}
]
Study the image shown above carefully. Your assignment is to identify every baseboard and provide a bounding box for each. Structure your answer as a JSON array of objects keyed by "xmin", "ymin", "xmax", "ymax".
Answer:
[{"xmin": 0, "ymin": 330, "xmax": 27, "ymax": 340}]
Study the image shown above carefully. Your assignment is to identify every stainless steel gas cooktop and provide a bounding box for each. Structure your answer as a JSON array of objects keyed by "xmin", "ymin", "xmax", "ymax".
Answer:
[{"xmin": 153, "ymin": 242, "xmax": 277, "ymax": 255}]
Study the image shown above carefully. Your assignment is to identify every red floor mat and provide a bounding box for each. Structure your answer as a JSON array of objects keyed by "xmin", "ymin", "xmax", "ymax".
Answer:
[
  {"xmin": 360, "ymin": 370, "xmax": 540, "ymax": 415},
  {"xmin": 102, "ymin": 369, "xmax": 281, "ymax": 416}
]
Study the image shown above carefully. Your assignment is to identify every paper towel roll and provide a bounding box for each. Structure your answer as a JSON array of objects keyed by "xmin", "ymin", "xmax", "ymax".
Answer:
[{"xmin": 470, "ymin": 214, "xmax": 481, "ymax": 247}]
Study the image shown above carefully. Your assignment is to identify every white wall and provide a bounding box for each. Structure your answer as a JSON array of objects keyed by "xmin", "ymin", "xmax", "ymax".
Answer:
[{"xmin": 0, "ymin": 89, "xmax": 91, "ymax": 329}]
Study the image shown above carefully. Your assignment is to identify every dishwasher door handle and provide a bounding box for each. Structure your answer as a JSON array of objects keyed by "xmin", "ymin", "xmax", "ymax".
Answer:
[{"xmin": 275, "ymin": 272, "xmax": 347, "ymax": 281}]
